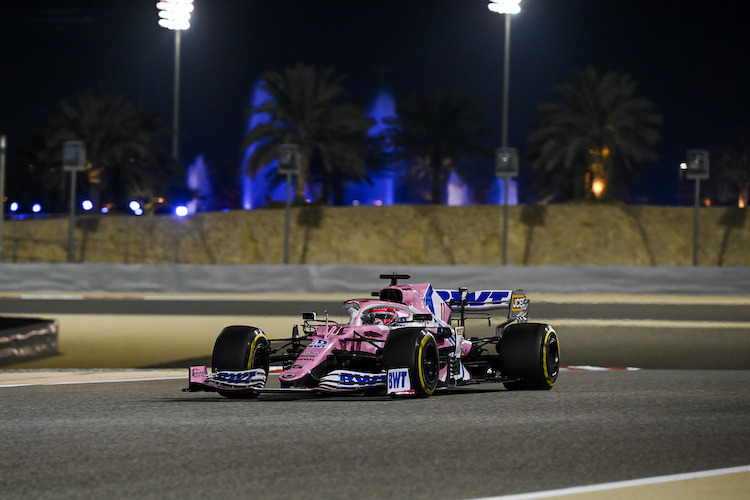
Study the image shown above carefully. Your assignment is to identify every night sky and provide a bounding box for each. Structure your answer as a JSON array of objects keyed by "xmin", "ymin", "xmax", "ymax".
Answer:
[{"xmin": 2, "ymin": 0, "xmax": 748, "ymax": 205}]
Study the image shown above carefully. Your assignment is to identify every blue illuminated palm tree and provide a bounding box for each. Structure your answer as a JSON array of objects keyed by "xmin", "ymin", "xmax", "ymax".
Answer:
[
  {"xmin": 386, "ymin": 89, "xmax": 489, "ymax": 204},
  {"xmin": 242, "ymin": 63, "xmax": 373, "ymax": 204}
]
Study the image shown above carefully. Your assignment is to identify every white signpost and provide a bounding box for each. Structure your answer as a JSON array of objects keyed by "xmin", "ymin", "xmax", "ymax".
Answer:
[
  {"xmin": 682, "ymin": 149, "xmax": 710, "ymax": 266},
  {"xmin": 496, "ymin": 147, "xmax": 519, "ymax": 266},
  {"xmin": 278, "ymin": 144, "xmax": 301, "ymax": 265},
  {"xmin": 63, "ymin": 141, "xmax": 86, "ymax": 262}
]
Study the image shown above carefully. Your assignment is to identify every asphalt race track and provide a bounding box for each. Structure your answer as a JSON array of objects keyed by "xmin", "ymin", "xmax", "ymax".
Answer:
[
  {"xmin": 1, "ymin": 369, "xmax": 749, "ymax": 499},
  {"xmin": 1, "ymin": 290, "xmax": 749, "ymax": 498}
]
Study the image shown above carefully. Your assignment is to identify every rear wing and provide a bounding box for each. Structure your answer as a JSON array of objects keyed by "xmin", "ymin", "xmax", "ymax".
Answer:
[{"xmin": 434, "ymin": 289, "xmax": 529, "ymax": 320}]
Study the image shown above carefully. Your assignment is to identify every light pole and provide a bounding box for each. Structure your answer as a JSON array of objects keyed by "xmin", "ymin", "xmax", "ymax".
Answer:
[
  {"xmin": 488, "ymin": 0, "xmax": 522, "ymax": 265},
  {"xmin": 0, "ymin": 136, "xmax": 6, "ymax": 262},
  {"xmin": 157, "ymin": 0, "xmax": 194, "ymax": 162}
]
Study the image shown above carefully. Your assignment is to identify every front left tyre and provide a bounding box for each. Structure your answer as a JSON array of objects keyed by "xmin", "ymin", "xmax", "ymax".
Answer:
[
  {"xmin": 383, "ymin": 328, "xmax": 439, "ymax": 398},
  {"xmin": 212, "ymin": 325, "xmax": 269, "ymax": 398}
]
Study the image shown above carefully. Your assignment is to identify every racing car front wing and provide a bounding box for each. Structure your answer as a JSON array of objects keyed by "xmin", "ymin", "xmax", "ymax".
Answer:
[
  {"xmin": 185, "ymin": 365, "xmax": 390, "ymax": 395},
  {"xmin": 186, "ymin": 365, "xmax": 267, "ymax": 394}
]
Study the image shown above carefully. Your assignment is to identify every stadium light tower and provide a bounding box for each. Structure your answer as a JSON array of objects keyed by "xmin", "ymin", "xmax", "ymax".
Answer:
[
  {"xmin": 488, "ymin": 0, "xmax": 521, "ymax": 149},
  {"xmin": 488, "ymin": 0, "xmax": 522, "ymax": 266},
  {"xmin": 157, "ymin": 0, "xmax": 194, "ymax": 162}
]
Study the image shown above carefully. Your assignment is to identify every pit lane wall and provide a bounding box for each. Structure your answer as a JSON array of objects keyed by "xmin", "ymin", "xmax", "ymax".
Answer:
[{"xmin": 1, "ymin": 204, "xmax": 749, "ymax": 266}]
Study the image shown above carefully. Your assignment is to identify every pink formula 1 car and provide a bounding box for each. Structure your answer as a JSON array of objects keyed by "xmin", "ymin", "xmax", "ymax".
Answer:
[{"xmin": 185, "ymin": 273, "xmax": 559, "ymax": 398}]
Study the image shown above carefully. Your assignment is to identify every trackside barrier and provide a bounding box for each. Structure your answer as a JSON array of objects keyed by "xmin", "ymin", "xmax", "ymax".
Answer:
[
  {"xmin": 0, "ymin": 317, "xmax": 58, "ymax": 366},
  {"xmin": 0, "ymin": 263, "xmax": 748, "ymax": 295}
]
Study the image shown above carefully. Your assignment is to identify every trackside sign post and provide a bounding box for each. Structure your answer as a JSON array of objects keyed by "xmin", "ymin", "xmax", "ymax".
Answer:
[
  {"xmin": 681, "ymin": 149, "xmax": 709, "ymax": 266},
  {"xmin": 63, "ymin": 140, "xmax": 86, "ymax": 263},
  {"xmin": 278, "ymin": 144, "xmax": 301, "ymax": 265},
  {"xmin": 495, "ymin": 147, "xmax": 518, "ymax": 266}
]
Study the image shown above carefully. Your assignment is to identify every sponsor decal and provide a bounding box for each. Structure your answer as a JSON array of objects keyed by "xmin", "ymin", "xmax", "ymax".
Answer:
[
  {"xmin": 435, "ymin": 290, "xmax": 510, "ymax": 307},
  {"xmin": 308, "ymin": 339, "xmax": 328, "ymax": 348},
  {"xmin": 387, "ymin": 368, "xmax": 411, "ymax": 394},
  {"xmin": 511, "ymin": 294, "xmax": 526, "ymax": 312},
  {"xmin": 339, "ymin": 372, "xmax": 384, "ymax": 385},
  {"xmin": 318, "ymin": 370, "xmax": 387, "ymax": 390},
  {"xmin": 216, "ymin": 371, "xmax": 259, "ymax": 382},
  {"xmin": 204, "ymin": 369, "xmax": 267, "ymax": 389}
]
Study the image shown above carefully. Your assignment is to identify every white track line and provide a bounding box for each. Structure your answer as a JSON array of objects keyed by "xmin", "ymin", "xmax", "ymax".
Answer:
[
  {"xmin": 469, "ymin": 465, "xmax": 750, "ymax": 500},
  {"xmin": 0, "ymin": 366, "xmax": 286, "ymax": 388},
  {"xmin": 0, "ymin": 376, "xmax": 184, "ymax": 388}
]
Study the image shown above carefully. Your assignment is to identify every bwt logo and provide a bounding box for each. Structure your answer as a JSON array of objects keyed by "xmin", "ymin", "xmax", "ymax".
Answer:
[
  {"xmin": 436, "ymin": 290, "xmax": 509, "ymax": 304},
  {"xmin": 217, "ymin": 372, "xmax": 255, "ymax": 382},
  {"xmin": 388, "ymin": 368, "xmax": 411, "ymax": 391},
  {"xmin": 340, "ymin": 373, "xmax": 383, "ymax": 384}
]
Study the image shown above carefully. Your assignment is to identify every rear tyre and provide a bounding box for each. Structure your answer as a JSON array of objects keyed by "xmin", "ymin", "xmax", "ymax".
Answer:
[
  {"xmin": 212, "ymin": 325, "xmax": 269, "ymax": 398},
  {"xmin": 383, "ymin": 328, "xmax": 439, "ymax": 398},
  {"xmin": 499, "ymin": 323, "xmax": 559, "ymax": 390}
]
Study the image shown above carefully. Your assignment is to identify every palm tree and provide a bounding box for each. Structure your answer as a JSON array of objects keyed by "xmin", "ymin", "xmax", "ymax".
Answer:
[
  {"xmin": 36, "ymin": 93, "xmax": 180, "ymax": 212},
  {"xmin": 711, "ymin": 128, "xmax": 750, "ymax": 207},
  {"xmin": 385, "ymin": 89, "xmax": 489, "ymax": 204},
  {"xmin": 242, "ymin": 63, "xmax": 373, "ymax": 204},
  {"xmin": 526, "ymin": 67, "xmax": 662, "ymax": 202}
]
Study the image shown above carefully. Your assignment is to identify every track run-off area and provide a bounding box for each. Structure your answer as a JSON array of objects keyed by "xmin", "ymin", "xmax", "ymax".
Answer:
[
  {"xmin": 1, "ymin": 368, "xmax": 749, "ymax": 499},
  {"xmin": 1, "ymin": 288, "xmax": 749, "ymax": 499}
]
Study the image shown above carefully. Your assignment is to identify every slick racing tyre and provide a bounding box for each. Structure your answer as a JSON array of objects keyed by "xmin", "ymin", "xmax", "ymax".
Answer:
[
  {"xmin": 212, "ymin": 326, "xmax": 270, "ymax": 399},
  {"xmin": 383, "ymin": 328, "xmax": 439, "ymax": 398},
  {"xmin": 499, "ymin": 323, "xmax": 559, "ymax": 390}
]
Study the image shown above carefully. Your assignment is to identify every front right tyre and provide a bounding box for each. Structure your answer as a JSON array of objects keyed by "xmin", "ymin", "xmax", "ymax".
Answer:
[{"xmin": 211, "ymin": 325, "xmax": 269, "ymax": 398}]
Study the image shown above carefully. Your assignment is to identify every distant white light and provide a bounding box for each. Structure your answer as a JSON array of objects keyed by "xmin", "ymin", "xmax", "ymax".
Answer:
[
  {"xmin": 488, "ymin": 0, "xmax": 522, "ymax": 14},
  {"xmin": 10, "ymin": 201, "xmax": 19, "ymax": 212},
  {"xmin": 157, "ymin": 0, "xmax": 194, "ymax": 30},
  {"xmin": 175, "ymin": 205, "xmax": 189, "ymax": 217},
  {"xmin": 680, "ymin": 162, "xmax": 688, "ymax": 170},
  {"xmin": 82, "ymin": 200, "xmax": 94, "ymax": 211},
  {"xmin": 101, "ymin": 206, "xmax": 110, "ymax": 214},
  {"xmin": 134, "ymin": 208, "xmax": 144, "ymax": 216},
  {"xmin": 129, "ymin": 200, "xmax": 141, "ymax": 212},
  {"xmin": 32, "ymin": 203, "xmax": 42, "ymax": 213}
]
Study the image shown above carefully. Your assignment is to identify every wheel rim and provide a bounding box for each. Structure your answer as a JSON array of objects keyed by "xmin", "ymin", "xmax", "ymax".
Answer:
[
  {"xmin": 252, "ymin": 340, "xmax": 269, "ymax": 370},
  {"xmin": 546, "ymin": 335, "xmax": 559, "ymax": 379},
  {"xmin": 420, "ymin": 341, "xmax": 439, "ymax": 388}
]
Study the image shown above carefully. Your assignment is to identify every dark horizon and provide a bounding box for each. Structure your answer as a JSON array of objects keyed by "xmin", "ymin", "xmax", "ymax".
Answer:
[{"xmin": 2, "ymin": 0, "xmax": 748, "ymax": 206}]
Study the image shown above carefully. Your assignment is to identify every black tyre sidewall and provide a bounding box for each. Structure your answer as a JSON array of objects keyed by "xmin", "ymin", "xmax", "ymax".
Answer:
[
  {"xmin": 383, "ymin": 328, "xmax": 439, "ymax": 398},
  {"xmin": 211, "ymin": 326, "xmax": 269, "ymax": 398},
  {"xmin": 499, "ymin": 323, "xmax": 559, "ymax": 390}
]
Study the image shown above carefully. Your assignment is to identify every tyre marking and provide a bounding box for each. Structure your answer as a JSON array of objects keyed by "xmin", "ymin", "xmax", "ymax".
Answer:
[
  {"xmin": 247, "ymin": 331, "xmax": 267, "ymax": 370},
  {"xmin": 418, "ymin": 333, "xmax": 435, "ymax": 396},
  {"xmin": 542, "ymin": 327, "xmax": 558, "ymax": 387}
]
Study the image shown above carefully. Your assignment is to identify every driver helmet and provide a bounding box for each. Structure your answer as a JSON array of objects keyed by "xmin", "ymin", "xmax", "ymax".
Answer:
[{"xmin": 365, "ymin": 307, "xmax": 398, "ymax": 326}]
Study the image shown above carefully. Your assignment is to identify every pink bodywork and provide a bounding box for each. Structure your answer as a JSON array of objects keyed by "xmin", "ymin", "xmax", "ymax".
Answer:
[{"xmin": 277, "ymin": 283, "xmax": 467, "ymax": 385}]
